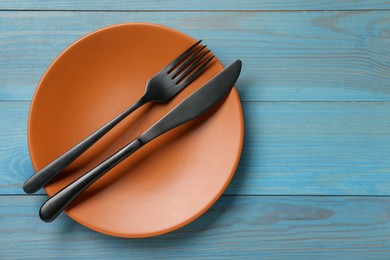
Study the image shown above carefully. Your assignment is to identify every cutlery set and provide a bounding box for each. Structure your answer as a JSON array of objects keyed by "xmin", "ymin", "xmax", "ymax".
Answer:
[{"xmin": 23, "ymin": 40, "xmax": 242, "ymax": 223}]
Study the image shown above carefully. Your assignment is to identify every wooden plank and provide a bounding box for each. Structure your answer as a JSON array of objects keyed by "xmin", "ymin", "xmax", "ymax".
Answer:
[
  {"xmin": 0, "ymin": 195, "xmax": 389, "ymax": 259},
  {"xmin": 0, "ymin": 0, "xmax": 389, "ymax": 11},
  {"xmin": 1, "ymin": 101, "xmax": 389, "ymax": 195},
  {"xmin": 1, "ymin": 11, "xmax": 389, "ymax": 101},
  {"xmin": 231, "ymin": 101, "xmax": 390, "ymax": 195}
]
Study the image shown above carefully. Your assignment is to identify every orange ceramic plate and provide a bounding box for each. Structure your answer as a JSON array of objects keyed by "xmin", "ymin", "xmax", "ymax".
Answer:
[{"xmin": 28, "ymin": 23, "xmax": 244, "ymax": 238}]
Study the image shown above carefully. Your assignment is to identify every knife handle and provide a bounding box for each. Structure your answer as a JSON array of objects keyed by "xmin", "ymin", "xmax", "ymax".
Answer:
[
  {"xmin": 23, "ymin": 98, "xmax": 146, "ymax": 194},
  {"xmin": 39, "ymin": 138, "xmax": 144, "ymax": 223}
]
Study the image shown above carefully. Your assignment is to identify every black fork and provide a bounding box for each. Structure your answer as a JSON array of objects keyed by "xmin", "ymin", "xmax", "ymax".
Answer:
[{"xmin": 23, "ymin": 40, "xmax": 214, "ymax": 194}]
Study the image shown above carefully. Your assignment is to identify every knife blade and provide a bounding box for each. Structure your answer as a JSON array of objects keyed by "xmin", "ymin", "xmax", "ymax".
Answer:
[{"xmin": 39, "ymin": 60, "xmax": 242, "ymax": 222}]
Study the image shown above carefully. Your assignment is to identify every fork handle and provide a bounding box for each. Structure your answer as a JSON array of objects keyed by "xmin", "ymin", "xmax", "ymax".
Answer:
[
  {"xmin": 23, "ymin": 97, "xmax": 147, "ymax": 194},
  {"xmin": 39, "ymin": 138, "xmax": 143, "ymax": 222}
]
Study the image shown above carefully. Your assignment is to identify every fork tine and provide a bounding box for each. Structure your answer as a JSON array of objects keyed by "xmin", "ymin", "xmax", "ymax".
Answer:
[
  {"xmin": 170, "ymin": 45, "xmax": 207, "ymax": 78},
  {"xmin": 164, "ymin": 40, "xmax": 202, "ymax": 72},
  {"xmin": 174, "ymin": 50, "xmax": 211, "ymax": 84},
  {"xmin": 177, "ymin": 55, "xmax": 215, "ymax": 88}
]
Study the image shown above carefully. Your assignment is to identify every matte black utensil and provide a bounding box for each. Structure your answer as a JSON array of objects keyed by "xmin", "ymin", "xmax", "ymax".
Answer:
[
  {"xmin": 24, "ymin": 40, "xmax": 214, "ymax": 194},
  {"xmin": 39, "ymin": 60, "xmax": 242, "ymax": 223}
]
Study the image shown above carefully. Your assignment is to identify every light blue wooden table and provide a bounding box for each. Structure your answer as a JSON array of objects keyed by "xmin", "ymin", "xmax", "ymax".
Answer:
[{"xmin": 1, "ymin": 1, "xmax": 390, "ymax": 259}]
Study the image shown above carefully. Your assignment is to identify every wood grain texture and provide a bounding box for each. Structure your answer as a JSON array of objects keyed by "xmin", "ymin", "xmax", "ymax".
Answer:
[
  {"xmin": 0, "ymin": 0, "xmax": 389, "ymax": 11},
  {"xmin": 1, "ymin": 195, "xmax": 389, "ymax": 259},
  {"xmin": 1, "ymin": 2, "xmax": 389, "ymax": 258},
  {"xmin": 1, "ymin": 11, "xmax": 390, "ymax": 101},
  {"xmin": 1, "ymin": 101, "xmax": 389, "ymax": 195}
]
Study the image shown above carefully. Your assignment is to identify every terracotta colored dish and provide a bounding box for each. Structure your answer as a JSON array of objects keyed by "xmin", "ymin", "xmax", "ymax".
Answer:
[{"xmin": 28, "ymin": 23, "xmax": 244, "ymax": 238}]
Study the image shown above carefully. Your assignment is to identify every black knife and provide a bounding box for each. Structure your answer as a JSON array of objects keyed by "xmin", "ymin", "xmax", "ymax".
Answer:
[{"xmin": 39, "ymin": 60, "xmax": 242, "ymax": 223}]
